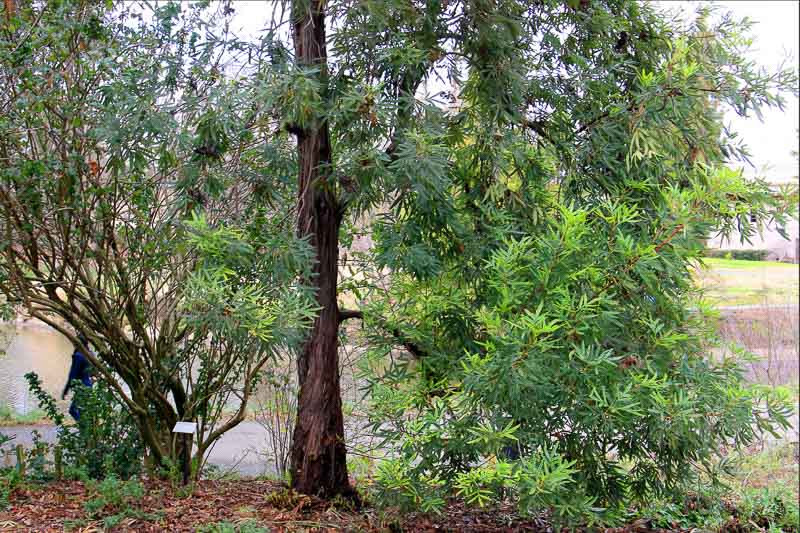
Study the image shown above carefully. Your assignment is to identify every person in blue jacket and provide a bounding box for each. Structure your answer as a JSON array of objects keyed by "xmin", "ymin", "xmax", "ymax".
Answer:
[{"xmin": 62, "ymin": 334, "xmax": 93, "ymax": 421}]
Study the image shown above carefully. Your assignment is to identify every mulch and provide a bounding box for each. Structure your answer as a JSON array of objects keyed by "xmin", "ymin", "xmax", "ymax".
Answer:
[{"xmin": 0, "ymin": 479, "xmax": 707, "ymax": 532}]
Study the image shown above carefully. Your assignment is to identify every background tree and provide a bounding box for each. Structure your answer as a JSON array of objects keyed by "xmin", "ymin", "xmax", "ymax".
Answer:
[{"xmin": 0, "ymin": 1, "xmax": 314, "ymax": 473}]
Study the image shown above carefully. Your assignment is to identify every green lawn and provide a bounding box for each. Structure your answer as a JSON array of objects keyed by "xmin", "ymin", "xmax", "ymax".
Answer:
[{"xmin": 694, "ymin": 258, "xmax": 799, "ymax": 307}]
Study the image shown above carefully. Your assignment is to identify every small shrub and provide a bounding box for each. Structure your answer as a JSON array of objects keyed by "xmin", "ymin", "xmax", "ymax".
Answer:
[
  {"xmin": 83, "ymin": 475, "xmax": 145, "ymax": 518},
  {"xmin": 0, "ymin": 431, "xmax": 13, "ymax": 453},
  {"xmin": 25, "ymin": 429, "xmax": 53, "ymax": 481},
  {"xmin": 0, "ymin": 468, "xmax": 21, "ymax": 510},
  {"xmin": 253, "ymin": 367, "xmax": 296, "ymax": 480},
  {"xmin": 24, "ymin": 372, "xmax": 143, "ymax": 479},
  {"xmin": 735, "ymin": 483, "xmax": 800, "ymax": 530}
]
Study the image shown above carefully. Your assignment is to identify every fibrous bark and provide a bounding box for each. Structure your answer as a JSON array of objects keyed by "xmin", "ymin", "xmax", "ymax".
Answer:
[{"xmin": 289, "ymin": 0, "xmax": 352, "ymax": 498}]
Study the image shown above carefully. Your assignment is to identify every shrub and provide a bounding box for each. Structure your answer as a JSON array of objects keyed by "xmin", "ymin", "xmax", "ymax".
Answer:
[
  {"xmin": 24, "ymin": 372, "xmax": 143, "ymax": 479},
  {"xmin": 83, "ymin": 474, "xmax": 157, "ymax": 529},
  {"xmin": 367, "ymin": 224, "xmax": 794, "ymax": 522},
  {"xmin": 735, "ymin": 484, "xmax": 800, "ymax": 531},
  {"xmin": 0, "ymin": 432, "xmax": 17, "ymax": 509},
  {"xmin": 0, "ymin": 468, "xmax": 21, "ymax": 510},
  {"xmin": 0, "ymin": 431, "xmax": 13, "ymax": 453},
  {"xmin": 703, "ymin": 249, "xmax": 770, "ymax": 261},
  {"xmin": 25, "ymin": 429, "xmax": 54, "ymax": 481},
  {"xmin": 252, "ymin": 366, "xmax": 297, "ymax": 480}
]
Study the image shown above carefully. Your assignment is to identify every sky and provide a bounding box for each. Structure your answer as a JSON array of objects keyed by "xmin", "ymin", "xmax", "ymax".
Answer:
[
  {"xmin": 720, "ymin": 1, "xmax": 799, "ymax": 182},
  {"xmin": 227, "ymin": 0, "xmax": 799, "ymax": 182},
  {"xmin": 660, "ymin": 1, "xmax": 799, "ymax": 182}
]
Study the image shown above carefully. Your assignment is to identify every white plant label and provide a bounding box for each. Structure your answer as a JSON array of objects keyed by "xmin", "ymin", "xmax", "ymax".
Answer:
[{"xmin": 172, "ymin": 422, "xmax": 197, "ymax": 434}]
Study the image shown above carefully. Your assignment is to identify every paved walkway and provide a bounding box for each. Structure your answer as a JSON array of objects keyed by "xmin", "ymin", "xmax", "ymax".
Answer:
[
  {"xmin": 1, "ymin": 422, "xmax": 273, "ymax": 477},
  {"xmin": 716, "ymin": 303, "xmax": 799, "ymax": 311}
]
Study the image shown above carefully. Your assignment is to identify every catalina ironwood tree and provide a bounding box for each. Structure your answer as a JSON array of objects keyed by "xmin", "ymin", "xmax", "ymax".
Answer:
[{"xmin": 282, "ymin": 0, "xmax": 797, "ymax": 507}]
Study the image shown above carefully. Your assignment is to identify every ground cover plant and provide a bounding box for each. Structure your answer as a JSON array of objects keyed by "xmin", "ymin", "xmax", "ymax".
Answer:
[{"xmin": 0, "ymin": 0, "xmax": 798, "ymax": 526}]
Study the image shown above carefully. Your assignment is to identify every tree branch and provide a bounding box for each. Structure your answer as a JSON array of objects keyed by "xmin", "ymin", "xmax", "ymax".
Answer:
[
  {"xmin": 393, "ymin": 328, "xmax": 427, "ymax": 359},
  {"xmin": 337, "ymin": 307, "xmax": 428, "ymax": 358},
  {"xmin": 337, "ymin": 308, "xmax": 363, "ymax": 323}
]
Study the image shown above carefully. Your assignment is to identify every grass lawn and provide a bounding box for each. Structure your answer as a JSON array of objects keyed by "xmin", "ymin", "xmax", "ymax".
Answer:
[{"xmin": 695, "ymin": 257, "xmax": 799, "ymax": 307}]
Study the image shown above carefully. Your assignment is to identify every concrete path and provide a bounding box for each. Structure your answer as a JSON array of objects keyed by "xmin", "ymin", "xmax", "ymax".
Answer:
[
  {"xmin": 716, "ymin": 303, "xmax": 799, "ymax": 311},
  {"xmin": 0, "ymin": 421, "xmax": 274, "ymax": 477}
]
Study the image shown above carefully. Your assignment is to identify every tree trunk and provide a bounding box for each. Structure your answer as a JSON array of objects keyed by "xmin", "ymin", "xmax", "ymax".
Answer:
[
  {"xmin": 288, "ymin": 0, "xmax": 352, "ymax": 498},
  {"xmin": 3, "ymin": 0, "xmax": 15, "ymax": 23}
]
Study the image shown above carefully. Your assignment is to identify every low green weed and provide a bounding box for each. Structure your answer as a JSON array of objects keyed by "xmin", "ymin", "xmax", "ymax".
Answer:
[
  {"xmin": 83, "ymin": 475, "xmax": 145, "ymax": 518},
  {"xmin": 0, "ymin": 468, "xmax": 22, "ymax": 510},
  {"xmin": 25, "ymin": 372, "xmax": 144, "ymax": 479},
  {"xmin": 196, "ymin": 519, "xmax": 271, "ymax": 532}
]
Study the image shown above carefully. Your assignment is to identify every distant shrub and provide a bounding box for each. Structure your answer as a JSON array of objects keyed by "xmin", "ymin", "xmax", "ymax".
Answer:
[{"xmin": 703, "ymin": 249, "xmax": 769, "ymax": 261}]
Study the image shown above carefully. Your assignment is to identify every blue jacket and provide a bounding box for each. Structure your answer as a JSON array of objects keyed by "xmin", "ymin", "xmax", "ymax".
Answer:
[{"xmin": 64, "ymin": 350, "xmax": 92, "ymax": 395}]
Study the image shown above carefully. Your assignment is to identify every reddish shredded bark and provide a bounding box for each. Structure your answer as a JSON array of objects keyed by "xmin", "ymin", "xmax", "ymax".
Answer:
[
  {"xmin": 288, "ymin": 0, "xmax": 352, "ymax": 499},
  {"xmin": 3, "ymin": 0, "xmax": 14, "ymax": 21}
]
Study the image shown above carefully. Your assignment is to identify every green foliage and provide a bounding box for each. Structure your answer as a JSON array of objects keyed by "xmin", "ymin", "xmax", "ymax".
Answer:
[
  {"xmin": 0, "ymin": 431, "xmax": 13, "ymax": 452},
  {"xmin": 24, "ymin": 372, "xmax": 143, "ymax": 479},
  {"xmin": 357, "ymin": 0, "xmax": 798, "ymax": 522},
  {"xmin": 62, "ymin": 518, "xmax": 90, "ymax": 532},
  {"xmin": 25, "ymin": 429, "xmax": 54, "ymax": 481},
  {"xmin": 373, "ymin": 457, "xmax": 446, "ymax": 514},
  {"xmin": 0, "ymin": 467, "xmax": 21, "ymax": 511},
  {"xmin": 0, "ymin": 431, "xmax": 17, "ymax": 509},
  {"xmin": 735, "ymin": 484, "xmax": 799, "ymax": 531},
  {"xmin": 635, "ymin": 483, "xmax": 799, "ymax": 531},
  {"xmin": 1, "ymin": 0, "xmax": 798, "ymax": 517},
  {"xmin": 0, "ymin": 405, "xmax": 46, "ymax": 425},
  {"xmin": 22, "ymin": 373, "xmax": 63, "ymax": 427},
  {"xmin": 704, "ymin": 249, "xmax": 770, "ymax": 261}
]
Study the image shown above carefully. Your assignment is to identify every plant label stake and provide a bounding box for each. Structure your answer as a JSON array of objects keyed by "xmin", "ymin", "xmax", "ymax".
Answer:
[{"xmin": 172, "ymin": 422, "xmax": 196, "ymax": 485}]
